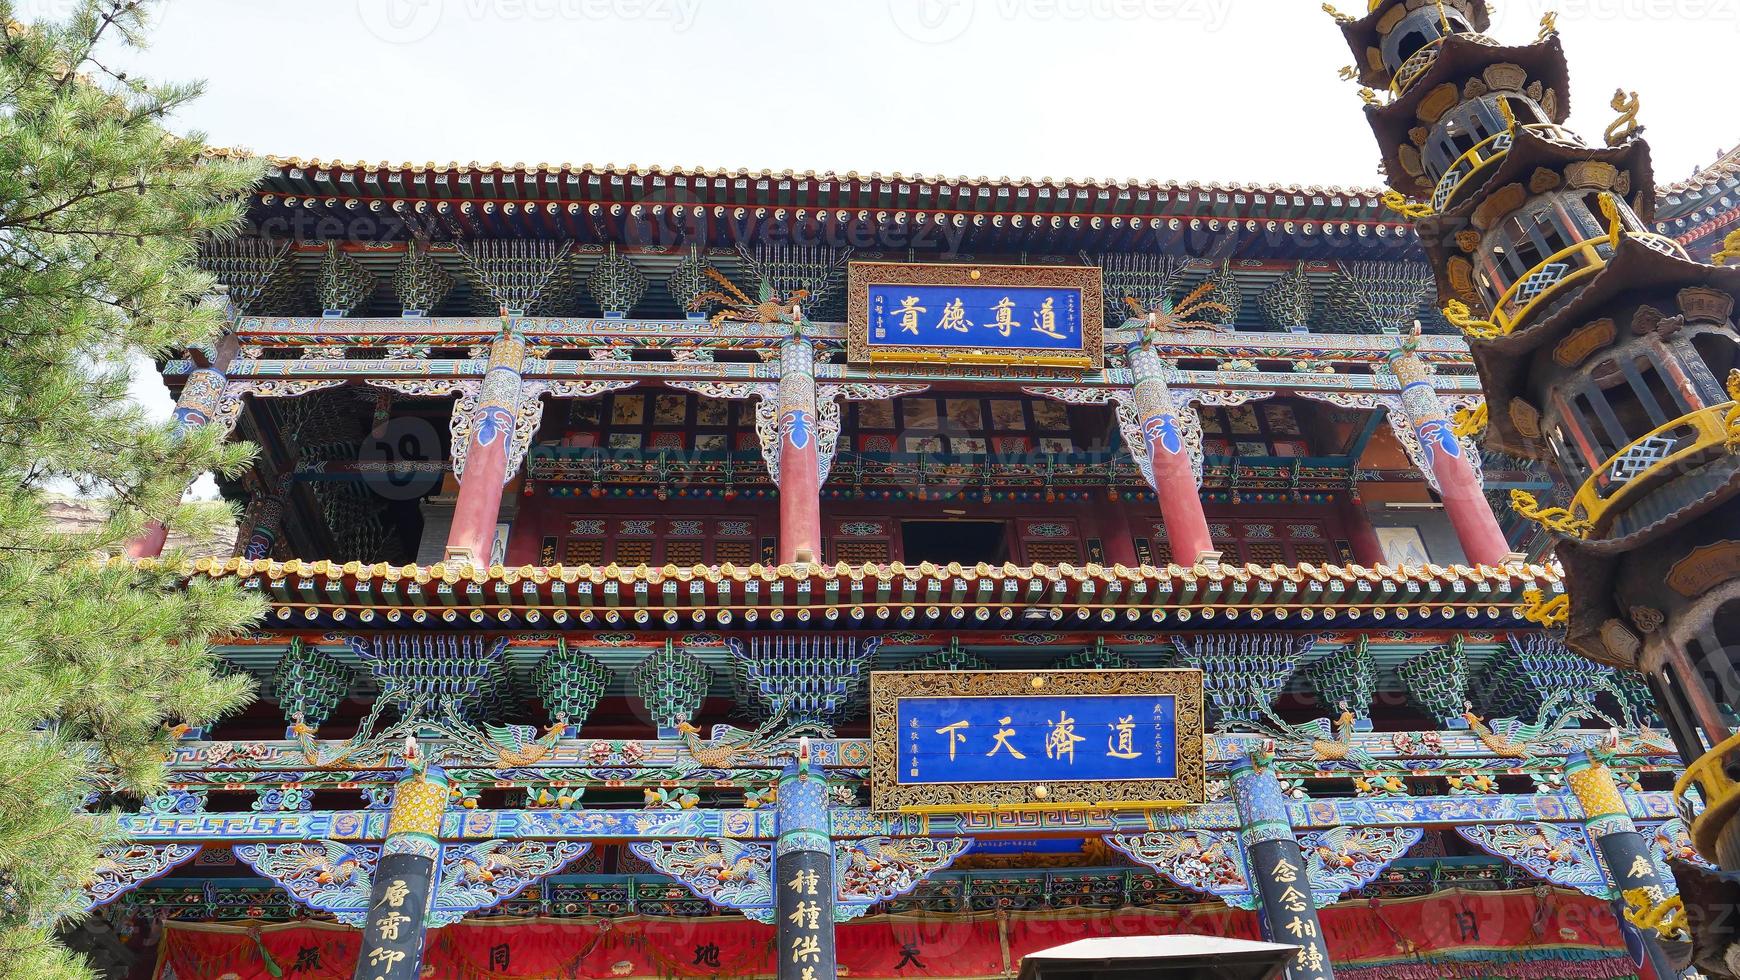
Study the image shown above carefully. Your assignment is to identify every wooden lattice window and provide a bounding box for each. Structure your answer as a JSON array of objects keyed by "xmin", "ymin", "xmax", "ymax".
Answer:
[
  {"xmin": 563, "ymin": 539, "xmax": 606, "ymax": 564},
  {"xmin": 664, "ymin": 540, "xmax": 705, "ymax": 565},
  {"xmin": 835, "ymin": 540, "xmax": 892, "ymax": 563},
  {"xmin": 714, "ymin": 541, "xmax": 756, "ymax": 564},
  {"xmin": 613, "ymin": 540, "xmax": 655, "ymax": 565}
]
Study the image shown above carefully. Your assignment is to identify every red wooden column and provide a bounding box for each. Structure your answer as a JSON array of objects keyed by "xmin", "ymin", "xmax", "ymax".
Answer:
[
  {"xmin": 126, "ymin": 366, "xmax": 232, "ymax": 559},
  {"xmin": 775, "ymin": 331, "xmax": 822, "ymax": 565},
  {"xmin": 1337, "ymin": 491, "xmax": 1385, "ymax": 566},
  {"xmin": 1386, "ymin": 346, "xmax": 1512, "ymax": 567},
  {"xmin": 1095, "ymin": 500, "xmax": 1140, "ymax": 566},
  {"xmin": 1128, "ymin": 341, "xmax": 1216, "ymax": 566},
  {"xmin": 445, "ymin": 326, "xmax": 527, "ymax": 566}
]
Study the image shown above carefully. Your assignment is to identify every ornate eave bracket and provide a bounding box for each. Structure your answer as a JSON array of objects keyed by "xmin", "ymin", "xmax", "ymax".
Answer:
[
  {"xmin": 1293, "ymin": 390, "xmax": 1486, "ymax": 493},
  {"xmin": 814, "ymin": 383, "xmax": 931, "ymax": 486},
  {"xmin": 213, "ymin": 379, "xmax": 349, "ymax": 437},
  {"xmin": 505, "ymin": 380, "xmax": 639, "ymax": 483},
  {"xmin": 834, "ymin": 835, "xmax": 972, "ymax": 922},
  {"xmin": 431, "ymin": 839, "xmax": 591, "ymax": 926},
  {"xmin": 236, "ymin": 838, "xmax": 587, "ymax": 926},
  {"xmin": 665, "ymin": 381, "xmax": 782, "ymax": 480},
  {"xmin": 370, "ymin": 378, "xmax": 635, "ymax": 483},
  {"xmin": 81, "ymin": 842, "xmax": 202, "ymax": 912},
  {"xmin": 1109, "ymin": 825, "xmax": 1417, "ymax": 910},
  {"xmin": 1455, "ymin": 822, "xmax": 1609, "ymax": 898},
  {"xmin": 368, "ymin": 379, "xmax": 482, "ymax": 484},
  {"xmin": 233, "ymin": 840, "xmax": 380, "ymax": 925},
  {"xmin": 628, "ymin": 838, "xmax": 776, "ymax": 920},
  {"xmin": 1106, "ymin": 830, "xmax": 1255, "ymax": 909},
  {"xmin": 629, "ymin": 835, "xmax": 969, "ymax": 923},
  {"xmin": 1024, "ymin": 386, "xmax": 1273, "ymax": 488},
  {"xmin": 1297, "ymin": 825, "xmax": 1423, "ymax": 907}
]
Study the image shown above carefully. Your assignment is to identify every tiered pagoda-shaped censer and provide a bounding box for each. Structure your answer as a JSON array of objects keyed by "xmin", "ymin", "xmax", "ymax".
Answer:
[{"xmin": 1329, "ymin": 1, "xmax": 1740, "ymax": 970}]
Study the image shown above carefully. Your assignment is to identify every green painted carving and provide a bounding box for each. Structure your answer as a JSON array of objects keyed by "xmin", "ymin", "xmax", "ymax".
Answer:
[
  {"xmin": 532, "ymin": 640, "xmax": 613, "ymax": 728},
  {"xmin": 316, "ymin": 242, "xmax": 376, "ymax": 315},
  {"xmin": 632, "ymin": 640, "xmax": 712, "ymax": 732},
  {"xmin": 1322, "ymin": 260, "xmax": 1436, "ymax": 334},
  {"xmin": 1092, "ymin": 252, "xmax": 1182, "ymax": 319},
  {"xmin": 271, "ymin": 639, "xmax": 351, "ymax": 728},
  {"xmin": 1195, "ymin": 261, "xmax": 1242, "ymax": 327},
  {"xmin": 1305, "ymin": 635, "xmax": 1376, "ymax": 720},
  {"xmin": 1053, "ymin": 638, "xmax": 1134, "ymax": 672},
  {"xmin": 1397, "ymin": 635, "xmax": 1468, "ymax": 725},
  {"xmin": 198, "ymin": 238, "xmax": 292, "ymax": 314},
  {"xmin": 1174, "ymin": 633, "xmax": 1310, "ymax": 727},
  {"xmin": 1259, "ymin": 262, "xmax": 1315, "ymax": 330},
  {"xmin": 586, "ymin": 243, "xmax": 647, "ymax": 316},
  {"xmin": 666, "ymin": 246, "xmax": 716, "ymax": 316},
  {"xmin": 454, "ymin": 239, "xmax": 575, "ymax": 313},
  {"xmin": 393, "ymin": 239, "xmax": 454, "ymax": 314},
  {"xmin": 1479, "ymin": 634, "xmax": 1663, "ymax": 729},
  {"xmin": 907, "ymin": 637, "xmax": 990, "ymax": 673},
  {"xmin": 725, "ymin": 636, "xmax": 880, "ymax": 726}
]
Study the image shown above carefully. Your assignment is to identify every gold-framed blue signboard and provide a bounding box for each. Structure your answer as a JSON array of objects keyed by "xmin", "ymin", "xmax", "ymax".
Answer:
[
  {"xmin": 847, "ymin": 262, "xmax": 1104, "ymax": 369},
  {"xmin": 869, "ymin": 669, "xmax": 1204, "ymax": 813}
]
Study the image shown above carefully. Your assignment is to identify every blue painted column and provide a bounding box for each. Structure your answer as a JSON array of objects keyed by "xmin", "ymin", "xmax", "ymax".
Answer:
[
  {"xmin": 352, "ymin": 766, "xmax": 447, "ymax": 980},
  {"xmin": 1231, "ymin": 752, "xmax": 1335, "ymax": 980},
  {"xmin": 1566, "ymin": 751, "xmax": 1682, "ymax": 980},
  {"xmin": 775, "ymin": 742, "xmax": 836, "ymax": 980},
  {"xmin": 127, "ymin": 366, "xmax": 231, "ymax": 559}
]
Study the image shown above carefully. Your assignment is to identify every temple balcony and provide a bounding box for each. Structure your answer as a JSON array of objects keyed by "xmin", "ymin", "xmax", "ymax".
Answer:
[
  {"xmin": 1430, "ymin": 123, "xmax": 1578, "ymax": 213},
  {"xmin": 1477, "ymin": 229, "xmax": 1687, "ymax": 339},
  {"xmin": 1567, "ymin": 399, "xmax": 1740, "ymax": 542}
]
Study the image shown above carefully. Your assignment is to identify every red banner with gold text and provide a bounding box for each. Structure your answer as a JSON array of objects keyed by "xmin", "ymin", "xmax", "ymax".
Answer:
[{"xmin": 151, "ymin": 888, "xmax": 1643, "ymax": 980}]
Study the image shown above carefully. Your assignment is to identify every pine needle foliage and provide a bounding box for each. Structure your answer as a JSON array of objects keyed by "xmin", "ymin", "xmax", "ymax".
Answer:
[{"xmin": 0, "ymin": 3, "xmax": 266, "ymax": 975}]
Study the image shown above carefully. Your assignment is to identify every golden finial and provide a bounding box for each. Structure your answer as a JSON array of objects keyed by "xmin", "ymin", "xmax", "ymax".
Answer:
[
  {"xmin": 1712, "ymin": 229, "xmax": 1740, "ymax": 267},
  {"xmin": 1444, "ymin": 300, "xmax": 1503, "ymax": 340},
  {"xmin": 1322, "ymin": 3, "xmax": 1355, "ymax": 25},
  {"xmin": 1511, "ymin": 490, "xmax": 1593, "ymax": 539},
  {"xmin": 1597, "ymin": 192, "xmax": 1623, "ymax": 247},
  {"xmin": 1359, "ymin": 87, "xmax": 1381, "ymax": 106},
  {"xmin": 1381, "ymin": 190, "xmax": 1434, "ymax": 220},
  {"xmin": 1496, "ymin": 97, "xmax": 1516, "ymax": 134},
  {"xmin": 1338, "ymin": 65, "xmax": 1359, "ymax": 81},
  {"xmin": 1537, "ymin": 11, "xmax": 1558, "ymax": 41},
  {"xmin": 1724, "ymin": 369, "xmax": 1740, "ymax": 450},
  {"xmin": 1605, "ymin": 89, "xmax": 1642, "ymax": 147},
  {"xmin": 1451, "ymin": 402, "xmax": 1489, "ymax": 438},
  {"xmin": 1624, "ymin": 890, "xmax": 1688, "ymax": 942},
  {"xmin": 1520, "ymin": 588, "xmax": 1571, "ymax": 626},
  {"xmin": 1434, "ymin": 0, "xmax": 1451, "ymax": 31}
]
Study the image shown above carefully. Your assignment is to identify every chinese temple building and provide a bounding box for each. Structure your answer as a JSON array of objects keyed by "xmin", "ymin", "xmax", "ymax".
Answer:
[{"xmin": 79, "ymin": 27, "xmax": 1740, "ymax": 977}]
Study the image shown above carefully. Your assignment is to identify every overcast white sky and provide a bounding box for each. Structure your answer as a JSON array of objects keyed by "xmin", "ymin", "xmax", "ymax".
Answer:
[{"xmin": 68, "ymin": 0, "xmax": 1736, "ymax": 430}]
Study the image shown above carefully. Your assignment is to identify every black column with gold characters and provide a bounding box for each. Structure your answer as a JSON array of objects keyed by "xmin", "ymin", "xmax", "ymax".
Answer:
[
  {"xmin": 352, "ymin": 765, "xmax": 448, "ymax": 980},
  {"xmin": 1232, "ymin": 752, "xmax": 1334, "ymax": 980},
  {"xmin": 1323, "ymin": 0, "xmax": 1740, "ymax": 972},
  {"xmin": 1568, "ymin": 751, "xmax": 1681, "ymax": 978},
  {"xmin": 775, "ymin": 743, "xmax": 837, "ymax": 980}
]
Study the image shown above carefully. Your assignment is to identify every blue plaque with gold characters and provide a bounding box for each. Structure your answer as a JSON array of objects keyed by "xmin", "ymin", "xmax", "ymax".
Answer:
[
  {"xmin": 869, "ymin": 669, "xmax": 1203, "ymax": 812},
  {"xmin": 847, "ymin": 262, "xmax": 1103, "ymax": 369}
]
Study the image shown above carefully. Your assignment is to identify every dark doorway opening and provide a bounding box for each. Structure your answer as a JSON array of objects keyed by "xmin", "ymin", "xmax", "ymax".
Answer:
[{"xmin": 901, "ymin": 520, "xmax": 1010, "ymax": 566}]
